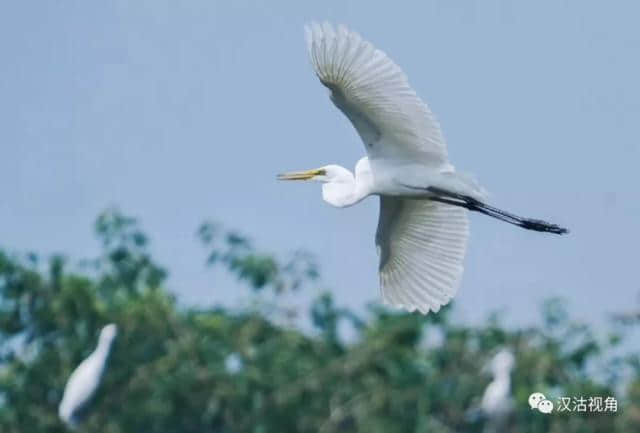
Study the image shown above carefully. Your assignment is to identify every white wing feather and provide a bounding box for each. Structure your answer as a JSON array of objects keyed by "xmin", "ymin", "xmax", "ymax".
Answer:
[
  {"xmin": 376, "ymin": 198, "xmax": 469, "ymax": 314},
  {"xmin": 305, "ymin": 22, "xmax": 449, "ymax": 167}
]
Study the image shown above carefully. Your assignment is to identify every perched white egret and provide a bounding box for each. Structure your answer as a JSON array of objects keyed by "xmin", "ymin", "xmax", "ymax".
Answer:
[
  {"xmin": 465, "ymin": 349, "xmax": 515, "ymax": 430},
  {"xmin": 279, "ymin": 23, "xmax": 567, "ymax": 314},
  {"xmin": 58, "ymin": 323, "xmax": 118, "ymax": 429},
  {"xmin": 474, "ymin": 349, "xmax": 516, "ymax": 433},
  {"xmin": 480, "ymin": 349, "xmax": 515, "ymax": 416}
]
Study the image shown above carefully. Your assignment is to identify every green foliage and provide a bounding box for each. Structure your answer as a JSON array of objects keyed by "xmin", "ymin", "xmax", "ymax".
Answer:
[
  {"xmin": 0, "ymin": 210, "xmax": 637, "ymax": 432},
  {"xmin": 198, "ymin": 221, "xmax": 318, "ymax": 293}
]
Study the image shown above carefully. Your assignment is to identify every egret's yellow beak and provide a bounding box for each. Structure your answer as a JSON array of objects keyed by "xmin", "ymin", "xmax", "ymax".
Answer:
[{"xmin": 277, "ymin": 168, "xmax": 325, "ymax": 181}]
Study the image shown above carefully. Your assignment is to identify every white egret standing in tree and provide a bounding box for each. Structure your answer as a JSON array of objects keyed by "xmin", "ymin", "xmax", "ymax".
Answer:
[
  {"xmin": 478, "ymin": 349, "xmax": 516, "ymax": 432},
  {"xmin": 279, "ymin": 23, "xmax": 567, "ymax": 314},
  {"xmin": 58, "ymin": 323, "xmax": 118, "ymax": 429},
  {"xmin": 481, "ymin": 350, "xmax": 515, "ymax": 416}
]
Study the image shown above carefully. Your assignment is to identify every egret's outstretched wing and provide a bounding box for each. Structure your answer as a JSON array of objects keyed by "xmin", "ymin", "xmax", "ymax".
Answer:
[
  {"xmin": 306, "ymin": 22, "xmax": 448, "ymax": 167},
  {"xmin": 376, "ymin": 197, "xmax": 469, "ymax": 314}
]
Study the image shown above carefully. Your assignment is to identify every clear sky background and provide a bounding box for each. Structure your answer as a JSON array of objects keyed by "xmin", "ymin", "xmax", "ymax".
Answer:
[{"xmin": 1, "ymin": 1, "xmax": 638, "ymax": 326}]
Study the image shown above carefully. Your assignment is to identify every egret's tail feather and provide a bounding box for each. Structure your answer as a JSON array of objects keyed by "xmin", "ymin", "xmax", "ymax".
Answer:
[{"xmin": 441, "ymin": 171, "xmax": 489, "ymax": 202}]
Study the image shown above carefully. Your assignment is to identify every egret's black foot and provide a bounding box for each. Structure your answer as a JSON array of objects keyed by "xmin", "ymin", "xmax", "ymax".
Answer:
[{"xmin": 520, "ymin": 218, "xmax": 569, "ymax": 235}]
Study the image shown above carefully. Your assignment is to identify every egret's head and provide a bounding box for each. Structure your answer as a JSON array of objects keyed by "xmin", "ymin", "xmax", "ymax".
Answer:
[
  {"xmin": 489, "ymin": 349, "xmax": 515, "ymax": 376},
  {"xmin": 99, "ymin": 323, "xmax": 118, "ymax": 344},
  {"xmin": 277, "ymin": 165, "xmax": 352, "ymax": 183},
  {"xmin": 278, "ymin": 161, "xmax": 370, "ymax": 208}
]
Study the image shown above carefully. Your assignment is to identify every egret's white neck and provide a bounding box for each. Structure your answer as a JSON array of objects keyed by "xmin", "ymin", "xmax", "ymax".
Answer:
[
  {"xmin": 322, "ymin": 177, "xmax": 366, "ymax": 208},
  {"xmin": 321, "ymin": 158, "xmax": 373, "ymax": 208},
  {"xmin": 92, "ymin": 336, "xmax": 115, "ymax": 367},
  {"xmin": 489, "ymin": 368, "xmax": 512, "ymax": 395},
  {"xmin": 493, "ymin": 372, "xmax": 511, "ymax": 386}
]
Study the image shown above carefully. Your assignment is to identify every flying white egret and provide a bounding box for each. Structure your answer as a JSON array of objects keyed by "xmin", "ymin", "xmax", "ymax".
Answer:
[
  {"xmin": 58, "ymin": 323, "xmax": 118, "ymax": 429},
  {"xmin": 279, "ymin": 23, "xmax": 568, "ymax": 314}
]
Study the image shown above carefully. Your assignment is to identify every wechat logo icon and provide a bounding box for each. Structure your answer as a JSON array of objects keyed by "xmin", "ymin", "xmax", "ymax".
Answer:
[{"xmin": 529, "ymin": 392, "xmax": 553, "ymax": 414}]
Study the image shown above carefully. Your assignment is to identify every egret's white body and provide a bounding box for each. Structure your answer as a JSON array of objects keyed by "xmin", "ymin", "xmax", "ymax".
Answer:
[
  {"xmin": 58, "ymin": 324, "xmax": 117, "ymax": 429},
  {"xmin": 473, "ymin": 349, "xmax": 515, "ymax": 433},
  {"xmin": 480, "ymin": 349, "xmax": 515, "ymax": 416},
  {"xmin": 279, "ymin": 23, "xmax": 567, "ymax": 314}
]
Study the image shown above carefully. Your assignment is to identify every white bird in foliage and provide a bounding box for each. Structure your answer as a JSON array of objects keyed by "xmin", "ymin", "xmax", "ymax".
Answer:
[
  {"xmin": 58, "ymin": 323, "xmax": 117, "ymax": 429},
  {"xmin": 480, "ymin": 349, "xmax": 515, "ymax": 417},
  {"xmin": 279, "ymin": 23, "xmax": 567, "ymax": 314},
  {"xmin": 467, "ymin": 349, "xmax": 516, "ymax": 433}
]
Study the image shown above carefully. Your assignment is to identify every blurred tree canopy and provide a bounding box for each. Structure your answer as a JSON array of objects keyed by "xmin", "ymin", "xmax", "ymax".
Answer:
[{"xmin": 0, "ymin": 209, "xmax": 638, "ymax": 433}]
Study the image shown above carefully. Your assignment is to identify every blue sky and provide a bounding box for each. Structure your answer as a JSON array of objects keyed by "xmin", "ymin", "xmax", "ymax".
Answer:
[{"xmin": 1, "ymin": 1, "xmax": 638, "ymax": 326}]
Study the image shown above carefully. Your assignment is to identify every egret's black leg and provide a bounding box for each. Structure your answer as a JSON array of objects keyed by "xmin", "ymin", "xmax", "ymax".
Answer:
[{"xmin": 426, "ymin": 187, "xmax": 569, "ymax": 235}]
